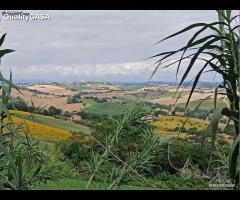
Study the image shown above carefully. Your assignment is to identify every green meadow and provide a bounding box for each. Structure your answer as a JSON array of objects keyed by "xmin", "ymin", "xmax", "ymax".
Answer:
[{"xmin": 83, "ymin": 99, "xmax": 128, "ymax": 117}]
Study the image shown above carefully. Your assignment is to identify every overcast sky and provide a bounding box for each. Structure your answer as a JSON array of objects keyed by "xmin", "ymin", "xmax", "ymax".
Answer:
[{"xmin": 0, "ymin": 10, "xmax": 227, "ymax": 83}]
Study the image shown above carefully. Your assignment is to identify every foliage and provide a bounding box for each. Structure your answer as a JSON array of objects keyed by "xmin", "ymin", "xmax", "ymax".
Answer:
[
  {"xmin": 60, "ymin": 134, "xmax": 94, "ymax": 171},
  {"xmin": 84, "ymin": 96, "xmax": 107, "ymax": 103},
  {"xmin": 77, "ymin": 110, "xmax": 108, "ymax": 122},
  {"xmin": 7, "ymin": 99, "xmax": 29, "ymax": 112},
  {"xmin": 80, "ymin": 102, "xmax": 164, "ymax": 189},
  {"xmin": 151, "ymin": 10, "xmax": 239, "ymax": 187},
  {"xmin": 0, "ymin": 135, "xmax": 64, "ymax": 189},
  {"xmin": 8, "ymin": 98, "xmax": 64, "ymax": 119},
  {"xmin": 150, "ymin": 171, "xmax": 208, "ymax": 189},
  {"xmin": 47, "ymin": 106, "xmax": 62, "ymax": 116},
  {"xmin": 60, "ymin": 102, "xmax": 163, "ymax": 189},
  {"xmin": 0, "ymin": 33, "xmax": 66, "ymax": 189},
  {"xmin": 67, "ymin": 93, "xmax": 82, "ymax": 104}
]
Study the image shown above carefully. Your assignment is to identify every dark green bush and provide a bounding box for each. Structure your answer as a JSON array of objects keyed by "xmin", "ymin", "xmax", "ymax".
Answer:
[{"xmin": 48, "ymin": 106, "xmax": 62, "ymax": 116}]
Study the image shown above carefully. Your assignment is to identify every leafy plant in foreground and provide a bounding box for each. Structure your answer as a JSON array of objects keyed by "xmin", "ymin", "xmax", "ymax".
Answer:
[
  {"xmin": 0, "ymin": 33, "xmax": 63, "ymax": 190},
  {"xmin": 83, "ymin": 102, "xmax": 161, "ymax": 189},
  {"xmin": 150, "ymin": 10, "xmax": 239, "ymax": 189}
]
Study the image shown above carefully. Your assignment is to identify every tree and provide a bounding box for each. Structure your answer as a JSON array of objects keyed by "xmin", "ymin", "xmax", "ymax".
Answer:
[
  {"xmin": 151, "ymin": 10, "xmax": 239, "ymax": 188},
  {"xmin": 48, "ymin": 106, "xmax": 62, "ymax": 116},
  {"xmin": 13, "ymin": 100, "xmax": 29, "ymax": 111},
  {"xmin": 67, "ymin": 93, "xmax": 82, "ymax": 104},
  {"xmin": 42, "ymin": 109, "xmax": 49, "ymax": 116},
  {"xmin": 64, "ymin": 111, "xmax": 71, "ymax": 117}
]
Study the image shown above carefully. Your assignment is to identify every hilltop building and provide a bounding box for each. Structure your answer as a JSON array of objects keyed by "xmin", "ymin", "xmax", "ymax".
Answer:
[{"xmin": 70, "ymin": 114, "xmax": 81, "ymax": 122}]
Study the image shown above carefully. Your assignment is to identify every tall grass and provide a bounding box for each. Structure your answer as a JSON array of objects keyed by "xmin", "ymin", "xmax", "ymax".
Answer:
[
  {"xmin": 84, "ymin": 102, "xmax": 161, "ymax": 189},
  {"xmin": 0, "ymin": 33, "xmax": 64, "ymax": 189}
]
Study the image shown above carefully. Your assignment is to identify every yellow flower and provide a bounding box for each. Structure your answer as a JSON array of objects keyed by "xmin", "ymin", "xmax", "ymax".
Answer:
[{"xmin": 4, "ymin": 116, "xmax": 72, "ymax": 141}]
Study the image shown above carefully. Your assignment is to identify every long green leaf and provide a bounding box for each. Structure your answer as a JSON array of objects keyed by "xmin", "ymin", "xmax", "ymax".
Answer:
[
  {"xmin": 226, "ymin": 10, "xmax": 232, "ymax": 20},
  {"xmin": 185, "ymin": 59, "xmax": 213, "ymax": 110},
  {"xmin": 177, "ymin": 37, "xmax": 224, "ymax": 91},
  {"xmin": 180, "ymin": 94, "xmax": 212, "ymax": 138},
  {"xmin": 176, "ymin": 22, "xmax": 225, "ymax": 80},
  {"xmin": 0, "ymin": 33, "xmax": 7, "ymax": 47},
  {"xmin": 201, "ymin": 108, "xmax": 222, "ymax": 145},
  {"xmin": 229, "ymin": 134, "xmax": 240, "ymax": 179},
  {"xmin": 0, "ymin": 49, "xmax": 15, "ymax": 63},
  {"xmin": 155, "ymin": 22, "xmax": 226, "ymax": 44}
]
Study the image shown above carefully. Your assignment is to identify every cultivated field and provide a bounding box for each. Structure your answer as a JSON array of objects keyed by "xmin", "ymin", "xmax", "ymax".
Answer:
[
  {"xmin": 83, "ymin": 99, "xmax": 127, "ymax": 116},
  {"xmin": 11, "ymin": 110, "xmax": 91, "ymax": 134},
  {"xmin": 10, "ymin": 82, "xmax": 222, "ymax": 116},
  {"xmin": 4, "ymin": 115, "xmax": 72, "ymax": 141},
  {"xmin": 152, "ymin": 115, "xmax": 226, "ymax": 137},
  {"xmin": 148, "ymin": 92, "xmax": 214, "ymax": 105},
  {"xmin": 11, "ymin": 88, "xmax": 84, "ymax": 112},
  {"xmin": 26, "ymin": 84, "xmax": 78, "ymax": 96},
  {"xmin": 177, "ymin": 99, "xmax": 228, "ymax": 111}
]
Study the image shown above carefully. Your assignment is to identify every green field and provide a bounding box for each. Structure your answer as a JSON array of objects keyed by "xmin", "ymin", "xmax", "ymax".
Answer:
[
  {"xmin": 117, "ymin": 95, "xmax": 138, "ymax": 102},
  {"xmin": 119, "ymin": 85, "xmax": 143, "ymax": 91},
  {"xmin": 12, "ymin": 111, "xmax": 91, "ymax": 134},
  {"xmin": 147, "ymin": 91, "xmax": 189, "ymax": 99},
  {"xmin": 177, "ymin": 99, "xmax": 227, "ymax": 111},
  {"xmin": 83, "ymin": 99, "xmax": 128, "ymax": 117},
  {"xmin": 66, "ymin": 85, "xmax": 90, "ymax": 91}
]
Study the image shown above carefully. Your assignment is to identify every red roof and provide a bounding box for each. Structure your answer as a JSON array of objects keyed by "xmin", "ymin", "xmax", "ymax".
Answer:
[{"xmin": 70, "ymin": 115, "xmax": 81, "ymax": 121}]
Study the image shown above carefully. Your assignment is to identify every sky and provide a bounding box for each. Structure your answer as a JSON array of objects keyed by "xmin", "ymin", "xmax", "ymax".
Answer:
[{"xmin": 0, "ymin": 10, "xmax": 227, "ymax": 83}]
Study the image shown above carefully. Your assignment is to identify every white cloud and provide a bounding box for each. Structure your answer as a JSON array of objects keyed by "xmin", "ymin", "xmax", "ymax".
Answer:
[
  {"xmin": 1, "ymin": 61, "xmax": 154, "ymax": 82},
  {"xmin": 1, "ymin": 57, "xmax": 222, "ymax": 83}
]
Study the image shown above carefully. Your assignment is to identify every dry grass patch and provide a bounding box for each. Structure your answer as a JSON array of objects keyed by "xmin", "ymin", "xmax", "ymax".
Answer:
[
  {"xmin": 26, "ymin": 84, "xmax": 77, "ymax": 96},
  {"xmin": 11, "ymin": 89, "xmax": 85, "ymax": 112}
]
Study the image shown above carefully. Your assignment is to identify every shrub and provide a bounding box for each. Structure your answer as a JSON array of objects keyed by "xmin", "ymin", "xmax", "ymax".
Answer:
[
  {"xmin": 42, "ymin": 109, "xmax": 49, "ymax": 116},
  {"xmin": 84, "ymin": 96, "xmax": 107, "ymax": 103},
  {"xmin": 77, "ymin": 111, "xmax": 108, "ymax": 122},
  {"xmin": 7, "ymin": 99, "xmax": 29, "ymax": 112},
  {"xmin": 151, "ymin": 171, "xmax": 208, "ymax": 189},
  {"xmin": 48, "ymin": 106, "xmax": 62, "ymax": 116},
  {"xmin": 67, "ymin": 93, "xmax": 82, "ymax": 104},
  {"xmin": 154, "ymin": 137, "xmax": 230, "ymax": 176}
]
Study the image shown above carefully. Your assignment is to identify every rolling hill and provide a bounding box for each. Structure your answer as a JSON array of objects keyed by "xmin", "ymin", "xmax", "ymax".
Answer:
[{"xmin": 9, "ymin": 110, "xmax": 92, "ymax": 141}]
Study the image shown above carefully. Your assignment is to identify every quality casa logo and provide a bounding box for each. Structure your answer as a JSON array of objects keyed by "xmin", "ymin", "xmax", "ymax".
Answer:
[{"xmin": 1, "ymin": 11, "xmax": 51, "ymax": 22}]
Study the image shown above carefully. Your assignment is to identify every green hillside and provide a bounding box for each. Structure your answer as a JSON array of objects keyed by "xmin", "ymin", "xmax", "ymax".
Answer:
[{"xmin": 83, "ymin": 99, "xmax": 127, "ymax": 117}]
